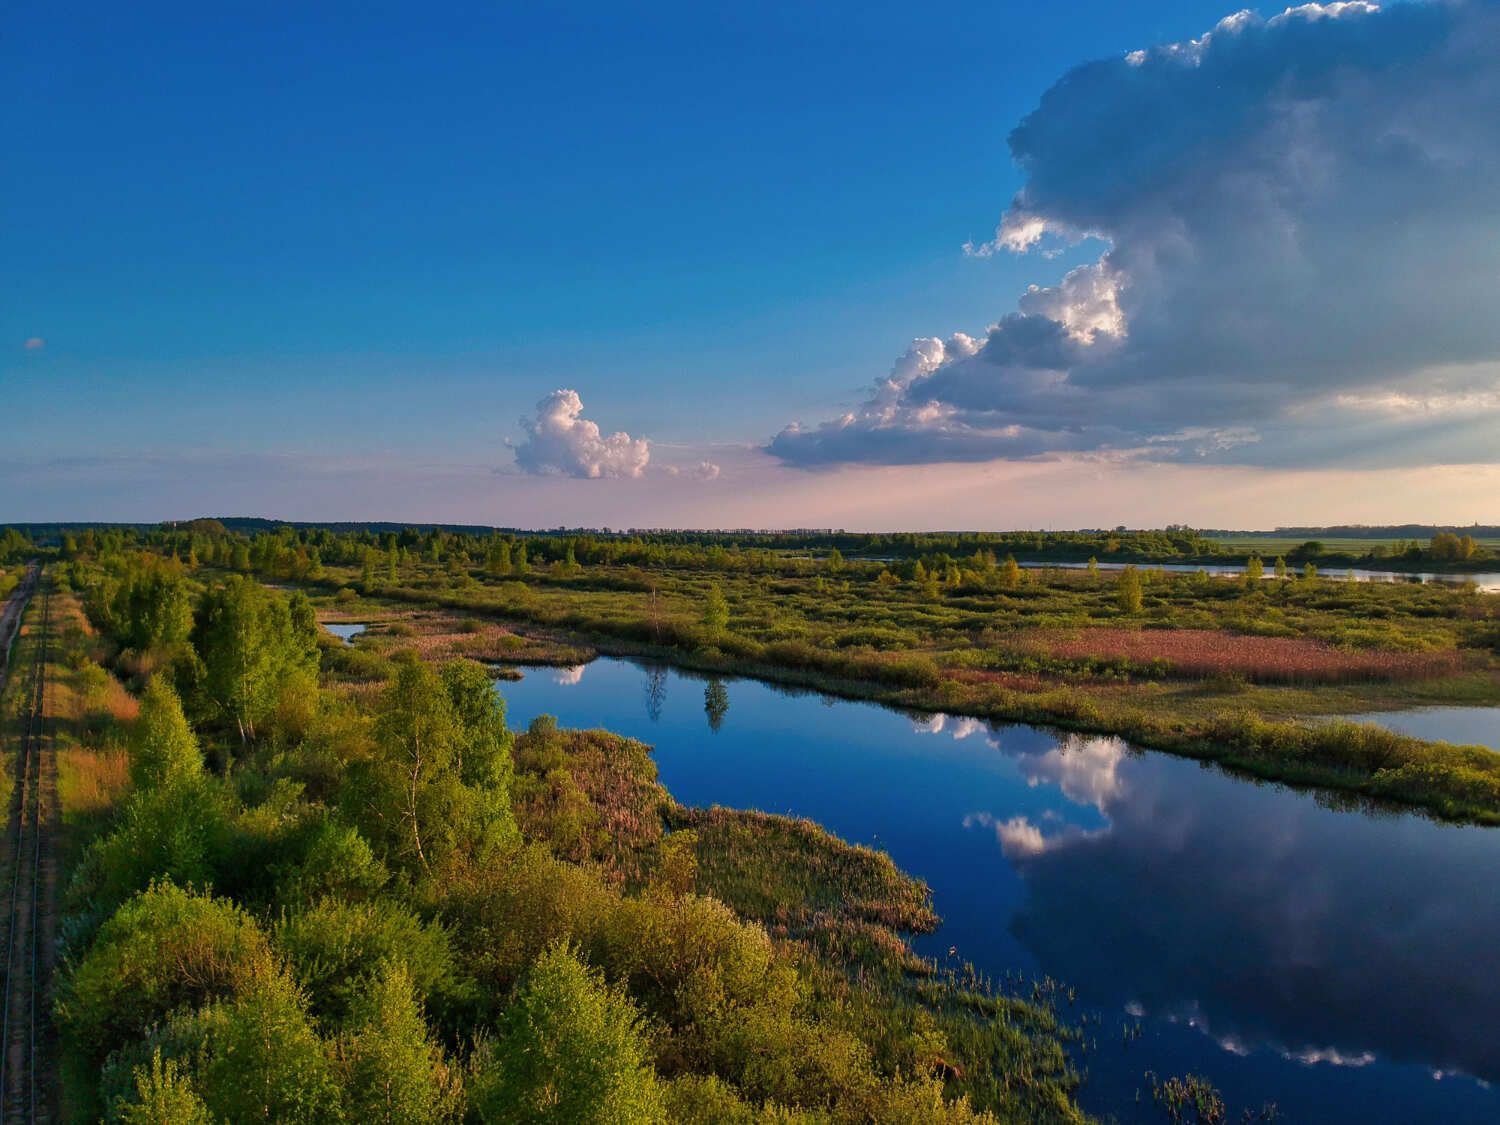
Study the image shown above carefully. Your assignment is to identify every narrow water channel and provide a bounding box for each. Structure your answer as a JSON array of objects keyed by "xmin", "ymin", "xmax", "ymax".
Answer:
[{"xmin": 497, "ymin": 657, "xmax": 1500, "ymax": 1123}]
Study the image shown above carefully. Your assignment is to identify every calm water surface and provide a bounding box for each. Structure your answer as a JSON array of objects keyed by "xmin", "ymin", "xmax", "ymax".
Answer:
[
  {"xmin": 1020, "ymin": 560, "xmax": 1500, "ymax": 592},
  {"xmin": 498, "ymin": 658, "xmax": 1500, "ymax": 1123},
  {"xmin": 322, "ymin": 622, "xmax": 368, "ymax": 645},
  {"xmin": 1343, "ymin": 707, "xmax": 1500, "ymax": 751}
]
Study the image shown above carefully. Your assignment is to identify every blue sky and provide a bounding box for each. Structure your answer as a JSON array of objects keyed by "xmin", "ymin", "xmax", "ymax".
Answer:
[{"xmin": 6, "ymin": 2, "xmax": 1500, "ymax": 527}]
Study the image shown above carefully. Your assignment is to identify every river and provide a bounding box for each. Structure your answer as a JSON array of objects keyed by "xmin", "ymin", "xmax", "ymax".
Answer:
[{"xmin": 496, "ymin": 657, "xmax": 1500, "ymax": 1123}]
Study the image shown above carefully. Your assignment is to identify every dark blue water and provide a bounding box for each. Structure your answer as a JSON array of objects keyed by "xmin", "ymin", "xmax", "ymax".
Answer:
[{"xmin": 497, "ymin": 658, "xmax": 1500, "ymax": 1123}]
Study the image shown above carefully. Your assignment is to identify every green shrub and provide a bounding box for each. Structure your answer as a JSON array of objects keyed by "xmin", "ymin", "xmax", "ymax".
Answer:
[
  {"xmin": 57, "ymin": 882, "xmax": 272, "ymax": 1060},
  {"xmin": 469, "ymin": 944, "xmax": 665, "ymax": 1125}
]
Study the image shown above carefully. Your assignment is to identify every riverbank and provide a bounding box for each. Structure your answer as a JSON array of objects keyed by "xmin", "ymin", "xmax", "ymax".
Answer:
[{"xmin": 304, "ymin": 571, "xmax": 1500, "ymax": 825}]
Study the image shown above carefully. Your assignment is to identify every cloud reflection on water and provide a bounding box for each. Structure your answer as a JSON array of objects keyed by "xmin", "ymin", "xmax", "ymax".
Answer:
[{"xmin": 983, "ymin": 737, "xmax": 1500, "ymax": 1086}]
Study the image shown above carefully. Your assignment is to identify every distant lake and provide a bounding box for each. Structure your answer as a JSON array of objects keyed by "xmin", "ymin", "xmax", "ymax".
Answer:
[
  {"xmin": 323, "ymin": 622, "xmax": 367, "ymax": 645},
  {"xmin": 1020, "ymin": 560, "xmax": 1500, "ymax": 593},
  {"xmin": 498, "ymin": 657, "xmax": 1500, "ymax": 1124}
]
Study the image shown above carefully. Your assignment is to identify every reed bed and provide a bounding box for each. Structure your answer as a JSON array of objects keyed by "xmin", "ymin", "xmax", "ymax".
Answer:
[{"xmin": 1012, "ymin": 627, "xmax": 1463, "ymax": 684}]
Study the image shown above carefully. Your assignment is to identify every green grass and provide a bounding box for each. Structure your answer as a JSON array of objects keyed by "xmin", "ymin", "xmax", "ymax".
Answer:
[{"xmin": 668, "ymin": 803, "xmax": 939, "ymax": 940}]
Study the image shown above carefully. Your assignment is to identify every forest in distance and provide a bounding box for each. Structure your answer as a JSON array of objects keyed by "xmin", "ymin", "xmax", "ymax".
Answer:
[
  {"xmin": 1, "ymin": 519, "xmax": 1498, "ymax": 1122},
  {"xmin": 6, "ymin": 522, "xmax": 1500, "ymax": 571}
]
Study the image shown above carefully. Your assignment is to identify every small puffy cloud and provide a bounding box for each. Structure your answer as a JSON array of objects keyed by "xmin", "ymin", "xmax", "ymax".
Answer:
[
  {"xmin": 663, "ymin": 460, "xmax": 722, "ymax": 481},
  {"xmin": 513, "ymin": 389, "xmax": 650, "ymax": 479},
  {"xmin": 23, "ymin": 337, "xmax": 45, "ymax": 351},
  {"xmin": 771, "ymin": 1, "xmax": 1500, "ymax": 470}
]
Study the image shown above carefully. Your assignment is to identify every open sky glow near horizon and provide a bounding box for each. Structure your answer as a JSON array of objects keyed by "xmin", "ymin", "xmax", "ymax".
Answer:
[{"xmin": 5, "ymin": 1, "xmax": 1500, "ymax": 530}]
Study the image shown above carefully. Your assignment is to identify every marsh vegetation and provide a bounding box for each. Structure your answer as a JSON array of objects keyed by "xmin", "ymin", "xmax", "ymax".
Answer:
[
  {"xmin": 31, "ymin": 545, "xmax": 1094, "ymax": 1122},
  {"xmin": 95, "ymin": 521, "xmax": 1499, "ymax": 822}
]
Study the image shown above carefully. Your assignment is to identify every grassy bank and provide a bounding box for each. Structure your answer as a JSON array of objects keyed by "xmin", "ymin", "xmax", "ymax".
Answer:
[{"xmin": 274, "ymin": 553, "xmax": 1500, "ymax": 824}]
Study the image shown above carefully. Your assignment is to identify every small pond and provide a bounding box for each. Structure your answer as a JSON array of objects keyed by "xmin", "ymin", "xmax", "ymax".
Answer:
[
  {"xmin": 1342, "ymin": 706, "xmax": 1500, "ymax": 752},
  {"xmin": 497, "ymin": 657, "xmax": 1500, "ymax": 1123},
  {"xmin": 322, "ymin": 622, "xmax": 368, "ymax": 645}
]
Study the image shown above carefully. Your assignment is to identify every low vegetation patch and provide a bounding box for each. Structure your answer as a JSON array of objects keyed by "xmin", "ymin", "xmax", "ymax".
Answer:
[
  {"xmin": 512, "ymin": 719, "xmax": 668, "ymax": 884},
  {"xmin": 1011, "ymin": 627, "xmax": 1465, "ymax": 685},
  {"xmin": 667, "ymin": 804, "xmax": 938, "ymax": 939}
]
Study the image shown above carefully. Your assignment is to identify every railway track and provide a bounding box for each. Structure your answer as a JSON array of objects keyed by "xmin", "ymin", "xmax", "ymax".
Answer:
[{"xmin": 0, "ymin": 576, "xmax": 51, "ymax": 1123}]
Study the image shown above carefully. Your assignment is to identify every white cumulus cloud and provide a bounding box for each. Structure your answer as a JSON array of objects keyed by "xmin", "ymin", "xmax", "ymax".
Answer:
[
  {"xmin": 771, "ymin": 0, "xmax": 1500, "ymax": 470},
  {"xmin": 514, "ymin": 389, "xmax": 651, "ymax": 479}
]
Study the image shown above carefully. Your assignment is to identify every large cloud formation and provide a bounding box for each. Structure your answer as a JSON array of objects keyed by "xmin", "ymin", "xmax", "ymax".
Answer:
[
  {"xmin": 514, "ymin": 389, "xmax": 651, "ymax": 479},
  {"xmin": 770, "ymin": 1, "xmax": 1500, "ymax": 469}
]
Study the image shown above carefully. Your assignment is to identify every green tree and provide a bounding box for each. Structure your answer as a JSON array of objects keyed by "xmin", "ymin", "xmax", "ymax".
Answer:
[
  {"xmin": 287, "ymin": 590, "xmax": 321, "ymax": 654},
  {"xmin": 56, "ymin": 882, "xmax": 271, "ymax": 1060},
  {"xmin": 441, "ymin": 659, "xmax": 517, "ymax": 794},
  {"xmin": 999, "ymin": 555, "xmax": 1022, "ymax": 590},
  {"xmin": 273, "ymin": 816, "xmax": 389, "ymax": 909},
  {"xmin": 1087, "ymin": 556, "xmax": 1099, "ymax": 581},
  {"xmin": 471, "ymin": 944, "xmax": 665, "ymax": 1125},
  {"xmin": 129, "ymin": 677, "xmax": 203, "ymax": 791},
  {"xmin": 359, "ymin": 661, "xmax": 457, "ymax": 875},
  {"xmin": 1117, "ymin": 566, "xmax": 1143, "ymax": 613},
  {"xmin": 911, "ymin": 561, "xmax": 939, "ymax": 601},
  {"xmin": 276, "ymin": 897, "xmax": 462, "ymax": 1024},
  {"xmin": 351, "ymin": 660, "xmax": 517, "ymax": 877},
  {"xmin": 1243, "ymin": 556, "xmax": 1264, "ymax": 587},
  {"xmin": 701, "ymin": 584, "xmax": 729, "ymax": 641},
  {"xmin": 337, "ymin": 962, "xmax": 460, "ymax": 1124},
  {"xmin": 117, "ymin": 1050, "xmax": 213, "ymax": 1125},
  {"xmin": 1274, "ymin": 556, "xmax": 1288, "ymax": 580},
  {"xmin": 196, "ymin": 972, "xmax": 344, "ymax": 1124},
  {"xmin": 1303, "ymin": 562, "xmax": 1318, "ymax": 580},
  {"xmin": 82, "ymin": 780, "xmax": 234, "ymax": 915},
  {"xmin": 192, "ymin": 577, "xmax": 319, "ymax": 743},
  {"xmin": 826, "ymin": 548, "xmax": 843, "ymax": 574},
  {"xmin": 486, "ymin": 540, "xmax": 512, "ymax": 577},
  {"xmin": 117, "ymin": 559, "xmax": 195, "ymax": 652}
]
